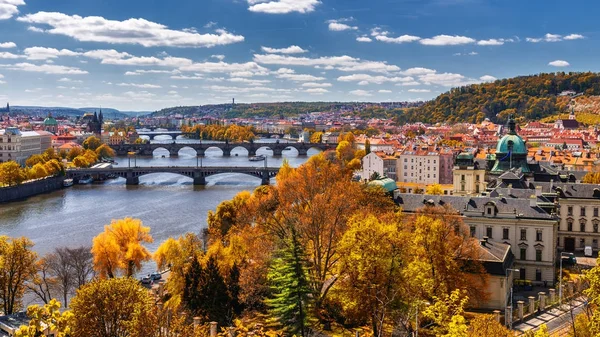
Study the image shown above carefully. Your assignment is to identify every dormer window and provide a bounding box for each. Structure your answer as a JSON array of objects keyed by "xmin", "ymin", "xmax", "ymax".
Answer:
[{"xmin": 485, "ymin": 202, "xmax": 496, "ymax": 217}]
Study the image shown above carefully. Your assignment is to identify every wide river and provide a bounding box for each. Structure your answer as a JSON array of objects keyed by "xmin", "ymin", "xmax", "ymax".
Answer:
[{"xmin": 0, "ymin": 137, "xmax": 317, "ymax": 282}]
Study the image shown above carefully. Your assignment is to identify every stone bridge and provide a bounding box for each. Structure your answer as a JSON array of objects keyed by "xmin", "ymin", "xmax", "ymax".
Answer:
[
  {"xmin": 137, "ymin": 131, "xmax": 195, "ymax": 140},
  {"xmin": 110, "ymin": 142, "xmax": 337, "ymax": 157},
  {"xmin": 66, "ymin": 166, "xmax": 280, "ymax": 186}
]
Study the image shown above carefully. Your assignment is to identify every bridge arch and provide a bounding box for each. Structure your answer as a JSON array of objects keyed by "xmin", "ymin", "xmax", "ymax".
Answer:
[
  {"xmin": 230, "ymin": 145, "xmax": 250, "ymax": 156},
  {"xmin": 152, "ymin": 147, "xmax": 171, "ymax": 157},
  {"xmin": 282, "ymin": 146, "xmax": 299, "ymax": 157},
  {"xmin": 177, "ymin": 146, "xmax": 198, "ymax": 157},
  {"xmin": 152, "ymin": 134, "xmax": 175, "ymax": 141},
  {"xmin": 204, "ymin": 146, "xmax": 224, "ymax": 157}
]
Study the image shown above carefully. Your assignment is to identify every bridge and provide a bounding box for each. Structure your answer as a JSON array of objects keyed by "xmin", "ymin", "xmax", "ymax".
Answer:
[
  {"xmin": 109, "ymin": 142, "xmax": 337, "ymax": 157},
  {"xmin": 66, "ymin": 166, "xmax": 280, "ymax": 186},
  {"xmin": 136, "ymin": 130, "xmax": 195, "ymax": 140}
]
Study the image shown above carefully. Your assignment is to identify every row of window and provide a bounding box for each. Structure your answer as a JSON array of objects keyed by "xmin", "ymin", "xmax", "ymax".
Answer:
[
  {"xmin": 565, "ymin": 221, "xmax": 600, "ymax": 233},
  {"xmin": 403, "ymin": 158, "xmax": 438, "ymax": 164},
  {"xmin": 403, "ymin": 172, "xmax": 437, "ymax": 178},
  {"xmin": 471, "ymin": 226, "xmax": 543, "ymax": 242},
  {"xmin": 567, "ymin": 206, "xmax": 599, "ymax": 217}
]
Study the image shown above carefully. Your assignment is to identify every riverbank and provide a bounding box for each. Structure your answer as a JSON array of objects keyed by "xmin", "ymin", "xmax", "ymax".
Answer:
[{"xmin": 0, "ymin": 176, "xmax": 65, "ymax": 203}]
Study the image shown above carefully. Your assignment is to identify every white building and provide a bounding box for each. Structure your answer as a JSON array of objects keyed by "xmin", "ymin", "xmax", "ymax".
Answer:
[
  {"xmin": 398, "ymin": 146, "xmax": 441, "ymax": 184},
  {"xmin": 0, "ymin": 128, "xmax": 53, "ymax": 165},
  {"xmin": 361, "ymin": 152, "xmax": 384, "ymax": 180}
]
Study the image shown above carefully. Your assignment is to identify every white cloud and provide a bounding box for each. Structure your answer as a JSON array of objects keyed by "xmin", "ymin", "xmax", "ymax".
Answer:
[
  {"xmin": 57, "ymin": 77, "xmax": 83, "ymax": 83},
  {"xmin": 253, "ymin": 54, "xmax": 399, "ymax": 73},
  {"xmin": 356, "ymin": 36, "xmax": 372, "ymax": 43},
  {"xmin": 124, "ymin": 69, "xmax": 177, "ymax": 75},
  {"xmin": 275, "ymin": 68, "xmax": 295, "ymax": 74},
  {"xmin": 305, "ymin": 88, "xmax": 328, "ymax": 94},
  {"xmin": 477, "ymin": 39, "xmax": 504, "ymax": 46},
  {"xmin": 278, "ymin": 73, "xmax": 325, "ymax": 82},
  {"xmin": 116, "ymin": 82, "xmax": 162, "ymax": 88},
  {"xmin": 0, "ymin": 42, "xmax": 16, "ymax": 48},
  {"xmin": 18, "ymin": 12, "xmax": 245, "ymax": 48},
  {"xmin": 408, "ymin": 88, "xmax": 430, "ymax": 93},
  {"xmin": 564, "ymin": 34, "xmax": 584, "ymax": 40},
  {"xmin": 179, "ymin": 61, "xmax": 269, "ymax": 75},
  {"xmin": 479, "ymin": 75, "xmax": 497, "ymax": 82},
  {"xmin": 171, "ymin": 75, "xmax": 204, "ymax": 80},
  {"xmin": 401, "ymin": 67, "xmax": 436, "ymax": 76},
  {"xmin": 247, "ymin": 0, "xmax": 321, "ymax": 14},
  {"xmin": 337, "ymin": 73, "xmax": 414, "ymax": 85},
  {"xmin": 526, "ymin": 33, "xmax": 581, "ymax": 43},
  {"xmin": 0, "ymin": 0, "xmax": 25, "ymax": 20},
  {"xmin": 23, "ymin": 47, "xmax": 79, "ymax": 60},
  {"xmin": 375, "ymin": 34, "xmax": 420, "ymax": 44},
  {"xmin": 27, "ymin": 25, "xmax": 44, "ymax": 33},
  {"xmin": 418, "ymin": 72, "xmax": 473, "ymax": 86},
  {"xmin": 211, "ymin": 54, "xmax": 226, "ymax": 61},
  {"xmin": 204, "ymin": 84, "xmax": 290, "ymax": 94},
  {"xmin": 548, "ymin": 60, "xmax": 570, "ymax": 67},
  {"xmin": 302, "ymin": 82, "xmax": 332, "ymax": 87},
  {"xmin": 0, "ymin": 51, "xmax": 21, "ymax": 59},
  {"xmin": 378, "ymin": 89, "xmax": 392, "ymax": 93},
  {"xmin": 228, "ymin": 77, "xmax": 271, "ymax": 85},
  {"xmin": 396, "ymin": 81, "xmax": 421, "ymax": 86},
  {"xmin": 261, "ymin": 45, "xmax": 307, "ymax": 54},
  {"xmin": 0, "ymin": 62, "xmax": 88, "ymax": 74},
  {"xmin": 327, "ymin": 19, "xmax": 357, "ymax": 32},
  {"xmin": 349, "ymin": 89, "xmax": 372, "ymax": 97},
  {"xmin": 419, "ymin": 35, "xmax": 476, "ymax": 46}
]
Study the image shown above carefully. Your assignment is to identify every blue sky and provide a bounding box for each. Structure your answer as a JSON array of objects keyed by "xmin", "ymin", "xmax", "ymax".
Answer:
[{"xmin": 0, "ymin": 0, "xmax": 596, "ymax": 111}]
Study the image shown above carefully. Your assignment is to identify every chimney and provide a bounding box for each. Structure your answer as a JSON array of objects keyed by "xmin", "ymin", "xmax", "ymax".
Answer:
[
  {"xmin": 530, "ymin": 195, "xmax": 537, "ymax": 207},
  {"xmin": 193, "ymin": 317, "xmax": 201, "ymax": 330},
  {"xmin": 507, "ymin": 184, "xmax": 512, "ymax": 196},
  {"xmin": 550, "ymin": 179, "xmax": 554, "ymax": 191},
  {"xmin": 483, "ymin": 236, "xmax": 489, "ymax": 244},
  {"xmin": 210, "ymin": 322, "xmax": 218, "ymax": 337},
  {"xmin": 480, "ymin": 239, "xmax": 487, "ymax": 247}
]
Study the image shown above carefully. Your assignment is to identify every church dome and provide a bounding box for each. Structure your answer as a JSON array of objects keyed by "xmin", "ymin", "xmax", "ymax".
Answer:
[
  {"xmin": 43, "ymin": 115, "xmax": 58, "ymax": 126},
  {"xmin": 495, "ymin": 117, "xmax": 526, "ymax": 154}
]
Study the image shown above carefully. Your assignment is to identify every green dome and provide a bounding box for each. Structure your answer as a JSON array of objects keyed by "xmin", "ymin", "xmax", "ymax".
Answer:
[
  {"xmin": 496, "ymin": 134, "xmax": 527, "ymax": 154},
  {"xmin": 368, "ymin": 178, "xmax": 397, "ymax": 192},
  {"xmin": 43, "ymin": 116, "xmax": 58, "ymax": 126},
  {"xmin": 456, "ymin": 152, "xmax": 474, "ymax": 160}
]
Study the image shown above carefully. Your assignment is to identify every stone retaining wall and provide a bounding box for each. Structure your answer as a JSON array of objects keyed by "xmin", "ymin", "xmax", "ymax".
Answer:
[{"xmin": 0, "ymin": 176, "xmax": 65, "ymax": 203}]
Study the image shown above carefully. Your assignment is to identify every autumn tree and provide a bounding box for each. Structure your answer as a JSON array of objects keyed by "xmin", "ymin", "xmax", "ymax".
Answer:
[
  {"xmin": 95, "ymin": 143, "xmax": 115, "ymax": 158},
  {"xmin": 67, "ymin": 147, "xmax": 83, "ymax": 161},
  {"xmin": 14, "ymin": 299, "xmax": 74, "ymax": 337},
  {"xmin": 0, "ymin": 236, "xmax": 38, "ymax": 314},
  {"xmin": 467, "ymin": 314, "xmax": 511, "ymax": 337},
  {"xmin": 26, "ymin": 256, "xmax": 57, "ymax": 305},
  {"xmin": 365, "ymin": 139, "xmax": 371, "ymax": 154},
  {"xmin": 0, "ymin": 161, "xmax": 27, "ymax": 186},
  {"xmin": 82, "ymin": 136, "xmax": 101, "ymax": 151},
  {"xmin": 66, "ymin": 246, "xmax": 94, "ymax": 288},
  {"xmin": 91, "ymin": 217, "xmax": 153, "ymax": 278},
  {"xmin": 70, "ymin": 277, "xmax": 156, "ymax": 337},
  {"xmin": 207, "ymin": 191, "xmax": 253, "ymax": 242},
  {"xmin": 425, "ymin": 184, "xmax": 444, "ymax": 195},
  {"xmin": 309, "ymin": 132, "xmax": 323, "ymax": 144},
  {"xmin": 582, "ymin": 172, "xmax": 600, "ymax": 184},
  {"xmin": 335, "ymin": 214, "xmax": 406, "ymax": 337}
]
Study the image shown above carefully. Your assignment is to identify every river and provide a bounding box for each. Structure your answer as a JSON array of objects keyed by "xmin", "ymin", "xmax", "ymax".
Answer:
[{"xmin": 0, "ymin": 137, "xmax": 317, "ymax": 282}]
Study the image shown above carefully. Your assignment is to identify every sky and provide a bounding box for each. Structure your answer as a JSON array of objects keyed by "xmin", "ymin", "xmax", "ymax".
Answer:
[{"xmin": 0, "ymin": 0, "xmax": 596, "ymax": 111}]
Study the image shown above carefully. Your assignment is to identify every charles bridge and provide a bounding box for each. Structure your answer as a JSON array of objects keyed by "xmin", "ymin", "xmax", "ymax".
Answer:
[
  {"xmin": 136, "ymin": 130, "xmax": 287, "ymax": 140},
  {"xmin": 109, "ymin": 142, "xmax": 337, "ymax": 157},
  {"xmin": 66, "ymin": 166, "xmax": 280, "ymax": 186}
]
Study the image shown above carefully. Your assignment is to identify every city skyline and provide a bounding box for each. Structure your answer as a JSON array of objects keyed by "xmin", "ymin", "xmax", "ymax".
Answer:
[{"xmin": 0, "ymin": 0, "xmax": 596, "ymax": 110}]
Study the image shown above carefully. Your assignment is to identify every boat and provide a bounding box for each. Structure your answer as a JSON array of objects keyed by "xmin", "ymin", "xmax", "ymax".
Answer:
[
  {"xmin": 249, "ymin": 155, "xmax": 266, "ymax": 162},
  {"xmin": 63, "ymin": 179, "xmax": 74, "ymax": 187},
  {"xmin": 78, "ymin": 176, "xmax": 93, "ymax": 184}
]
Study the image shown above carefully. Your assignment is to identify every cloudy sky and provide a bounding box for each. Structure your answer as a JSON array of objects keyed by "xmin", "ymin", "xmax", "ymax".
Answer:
[{"xmin": 0, "ymin": 0, "xmax": 594, "ymax": 111}]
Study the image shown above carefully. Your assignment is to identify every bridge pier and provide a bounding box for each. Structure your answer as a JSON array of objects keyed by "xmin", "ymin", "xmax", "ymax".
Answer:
[
  {"xmin": 169, "ymin": 149, "xmax": 179, "ymax": 157},
  {"xmin": 126, "ymin": 171, "xmax": 139, "ymax": 185},
  {"xmin": 196, "ymin": 149, "xmax": 205, "ymax": 157},
  {"xmin": 222, "ymin": 148, "xmax": 231, "ymax": 157},
  {"xmin": 148, "ymin": 135, "xmax": 155, "ymax": 141},
  {"xmin": 272, "ymin": 148, "xmax": 283, "ymax": 157},
  {"xmin": 248, "ymin": 148, "xmax": 257, "ymax": 157},
  {"xmin": 193, "ymin": 176, "xmax": 207, "ymax": 185},
  {"xmin": 261, "ymin": 171, "xmax": 270, "ymax": 185},
  {"xmin": 297, "ymin": 148, "xmax": 308, "ymax": 156}
]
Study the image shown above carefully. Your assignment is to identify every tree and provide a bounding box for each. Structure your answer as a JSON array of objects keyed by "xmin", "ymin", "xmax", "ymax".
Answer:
[
  {"xmin": 82, "ymin": 136, "xmax": 101, "ymax": 151},
  {"xmin": 335, "ymin": 214, "xmax": 406, "ymax": 337},
  {"xmin": 28, "ymin": 163, "xmax": 48, "ymax": 179},
  {"xmin": 0, "ymin": 236, "xmax": 38, "ymax": 314},
  {"xmin": 72, "ymin": 156, "xmax": 89, "ymax": 168},
  {"xmin": 523, "ymin": 324, "xmax": 550, "ymax": 337},
  {"xmin": 66, "ymin": 246, "xmax": 94, "ymax": 288},
  {"xmin": 70, "ymin": 277, "xmax": 156, "ymax": 337},
  {"xmin": 336, "ymin": 140, "xmax": 355, "ymax": 164},
  {"xmin": 14, "ymin": 299, "xmax": 74, "ymax": 337},
  {"xmin": 67, "ymin": 147, "xmax": 83, "ymax": 161},
  {"xmin": 26, "ymin": 256, "xmax": 57, "ymax": 305},
  {"xmin": 582, "ymin": 172, "xmax": 600, "ymax": 184},
  {"xmin": 0, "ymin": 161, "xmax": 27, "ymax": 186},
  {"xmin": 309, "ymin": 132, "xmax": 323, "ymax": 144},
  {"xmin": 95, "ymin": 144, "xmax": 115, "ymax": 159},
  {"xmin": 467, "ymin": 314, "xmax": 511, "ymax": 337},
  {"xmin": 365, "ymin": 139, "xmax": 371, "ymax": 154},
  {"xmin": 266, "ymin": 235, "xmax": 311, "ymax": 337},
  {"xmin": 207, "ymin": 191, "xmax": 252, "ymax": 242},
  {"xmin": 425, "ymin": 184, "xmax": 444, "ymax": 195},
  {"xmin": 48, "ymin": 248, "xmax": 74, "ymax": 307},
  {"xmin": 91, "ymin": 217, "xmax": 153, "ymax": 278}
]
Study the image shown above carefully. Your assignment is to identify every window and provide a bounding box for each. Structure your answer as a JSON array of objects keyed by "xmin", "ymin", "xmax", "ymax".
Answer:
[
  {"xmin": 520, "ymin": 268, "xmax": 526, "ymax": 280},
  {"xmin": 581, "ymin": 222, "xmax": 586, "ymax": 232},
  {"xmin": 486, "ymin": 227, "xmax": 493, "ymax": 238},
  {"xmin": 520, "ymin": 248, "xmax": 527, "ymax": 260},
  {"xmin": 487, "ymin": 208, "xmax": 492, "ymax": 215},
  {"xmin": 404, "ymin": 165, "xmax": 407, "ymax": 169},
  {"xmin": 470, "ymin": 226, "xmax": 476, "ymax": 237},
  {"xmin": 475, "ymin": 174, "xmax": 480, "ymax": 182},
  {"xmin": 595, "ymin": 208, "xmax": 599, "ymax": 217},
  {"xmin": 536, "ymin": 269, "xmax": 542, "ymax": 282},
  {"xmin": 503, "ymin": 228, "xmax": 509, "ymax": 240},
  {"xmin": 536, "ymin": 230, "xmax": 543, "ymax": 241},
  {"xmin": 581, "ymin": 207, "xmax": 587, "ymax": 217},
  {"xmin": 594, "ymin": 239, "xmax": 598, "ymax": 249},
  {"xmin": 595, "ymin": 223, "xmax": 599, "ymax": 233},
  {"xmin": 568, "ymin": 221, "xmax": 573, "ymax": 232},
  {"xmin": 568, "ymin": 206, "xmax": 573, "ymax": 216},
  {"xmin": 580, "ymin": 239, "xmax": 586, "ymax": 248},
  {"xmin": 404, "ymin": 158, "xmax": 407, "ymax": 163},
  {"xmin": 536, "ymin": 250, "xmax": 542, "ymax": 262},
  {"xmin": 520, "ymin": 229, "xmax": 527, "ymax": 241},
  {"xmin": 461, "ymin": 174, "xmax": 465, "ymax": 181}
]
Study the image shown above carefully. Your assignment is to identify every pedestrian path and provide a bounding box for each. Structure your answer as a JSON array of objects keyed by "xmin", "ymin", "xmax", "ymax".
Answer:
[{"xmin": 512, "ymin": 297, "xmax": 587, "ymax": 334}]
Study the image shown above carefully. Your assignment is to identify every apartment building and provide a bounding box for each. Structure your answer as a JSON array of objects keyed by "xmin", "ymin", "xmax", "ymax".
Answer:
[
  {"xmin": 397, "ymin": 146, "xmax": 441, "ymax": 184},
  {"xmin": 0, "ymin": 128, "xmax": 53, "ymax": 165}
]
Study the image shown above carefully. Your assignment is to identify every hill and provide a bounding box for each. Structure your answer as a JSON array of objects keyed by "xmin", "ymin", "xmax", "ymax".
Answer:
[
  {"xmin": 8, "ymin": 106, "xmax": 150, "ymax": 119},
  {"xmin": 397, "ymin": 72, "xmax": 600, "ymax": 124}
]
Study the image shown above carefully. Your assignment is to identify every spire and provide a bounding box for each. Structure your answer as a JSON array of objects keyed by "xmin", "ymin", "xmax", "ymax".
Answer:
[
  {"xmin": 507, "ymin": 115, "xmax": 517, "ymax": 135},
  {"xmin": 569, "ymin": 105, "xmax": 576, "ymax": 120}
]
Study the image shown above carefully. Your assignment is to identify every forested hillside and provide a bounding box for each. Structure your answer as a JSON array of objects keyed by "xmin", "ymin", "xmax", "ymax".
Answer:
[{"xmin": 397, "ymin": 72, "xmax": 600, "ymax": 124}]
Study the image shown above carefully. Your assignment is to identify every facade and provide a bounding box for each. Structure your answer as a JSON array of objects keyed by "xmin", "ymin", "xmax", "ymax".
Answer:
[
  {"xmin": 397, "ymin": 146, "xmax": 441, "ymax": 185},
  {"xmin": 394, "ymin": 193, "xmax": 558, "ymax": 287},
  {"xmin": 476, "ymin": 239, "xmax": 515, "ymax": 310},
  {"xmin": 43, "ymin": 113, "xmax": 58, "ymax": 134},
  {"xmin": 0, "ymin": 128, "xmax": 53, "ymax": 165},
  {"xmin": 361, "ymin": 151, "xmax": 384, "ymax": 180},
  {"xmin": 453, "ymin": 153, "xmax": 487, "ymax": 195},
  {"xmin": 491, "ymin": 117, "xmax": 530, "ymax": 174}
]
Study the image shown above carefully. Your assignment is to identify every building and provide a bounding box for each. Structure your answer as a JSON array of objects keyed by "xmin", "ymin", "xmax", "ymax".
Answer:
[
  {"xmin": 453, "ymin": 152, "xmax": 487, "ymax": 195},
  {"xmin": 475, "ymin": 239, "xmax": 515, "ymax": 310},
  {"xmin": 398, "ymin": 146, "xmax": 442, "ymax": 185},
  {"xmin": 361, "ymin": 151, "xmax": 384, "ymax": 180},
  {"xmin": 0, "ymin": 312, "xmax": 55, "ymax": 336},
  {"xmin": 42, "ymin": 113, "xmax": 58, "ymax": 134},
  {"xmin": 0, "ymin": 128, "xmax": 53, "ymax": 165},
  {"xmin": 554, "ymin": 108, "xmax": 579, "ymax": 130},
  {"xmin": 490, "ymin": 116, "xmax": 530, "ymax": 174},
  {"xmin": 87, "ymin": 111, "xmax": 103, "ymax": 134},
  {"xmin": 394, "ymin": 193, "xmax": 558, "ymax": 286}
]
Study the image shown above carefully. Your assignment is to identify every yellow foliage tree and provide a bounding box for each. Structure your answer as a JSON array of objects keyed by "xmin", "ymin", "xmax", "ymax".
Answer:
[
  {"xmin": 425, "ymin": 184, "xmax": 444, "ymax": 195},
  {"xmin": 0, "ymin": 161, "xmax": 27, "ymax": 186},
  {"xmin": 14, "ymin": 299, "xmax": 74, "ymax": 337},
  {"xmin": 95, "ymin": 144, "xmax": 116, "ymax": 158},
  {"xmin": 82, "ymin": 136, "xmax": 101, "ymax": 151},
  {"xmin": 467, "ymin": 314, "xmax": 511, "ymax": 337},
  {"xmin": 0, "ymin": 236, "xmax": 38, "ymax": 314},
  {"xmin": 91, "ymin": 218, "xmax": 153, "ymax": 278}
]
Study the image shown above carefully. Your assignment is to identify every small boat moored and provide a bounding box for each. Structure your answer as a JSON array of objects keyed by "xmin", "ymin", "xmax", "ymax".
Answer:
[
  {"xmin": 78, "ymin": 176, "xmax": 93, "ymax": 184},
  {"xmin": 249, "ymin": 155, "xmax": 266, "ymax": 162},
  {"xmin": 63, "ymin": 179, "xmax": 74, "ymax": 187}
]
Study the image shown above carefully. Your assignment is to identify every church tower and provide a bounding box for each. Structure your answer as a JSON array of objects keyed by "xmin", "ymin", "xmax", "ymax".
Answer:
[{"xmin": 569, "ymin": 106, "xmax": 576, "ymax": 120}]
